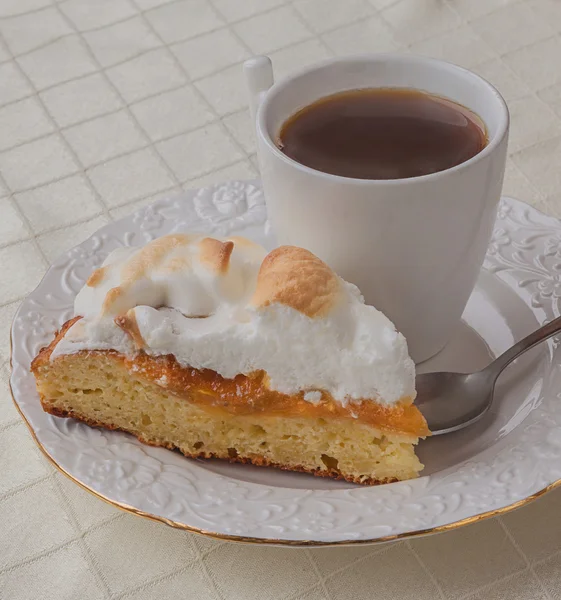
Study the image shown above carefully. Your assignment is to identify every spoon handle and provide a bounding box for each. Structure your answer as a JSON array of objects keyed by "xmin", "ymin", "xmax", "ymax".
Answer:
[{"xmin": 483, "ymin": 314, "xmax": 561, "ymax": 379}]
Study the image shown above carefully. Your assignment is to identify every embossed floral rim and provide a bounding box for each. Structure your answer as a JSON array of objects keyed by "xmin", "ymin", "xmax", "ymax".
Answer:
[
  {"xmin": 9, "ymin": 184, "xmax": 561, "ymax": 546},
  {"xmin": 8, "ymin": 374, "xmax": 561, "ymax": 546}
]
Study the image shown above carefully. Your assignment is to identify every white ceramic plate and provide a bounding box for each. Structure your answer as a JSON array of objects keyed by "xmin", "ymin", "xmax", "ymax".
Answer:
[{"xmin": 10, "ymin": 181, "xmax": 561, "ymax": 546}]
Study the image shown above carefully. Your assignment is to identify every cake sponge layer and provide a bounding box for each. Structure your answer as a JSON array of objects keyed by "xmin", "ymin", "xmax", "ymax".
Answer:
[{"xmin": 33, "ymin": 351, "xmax": 423, "ymax": 484}]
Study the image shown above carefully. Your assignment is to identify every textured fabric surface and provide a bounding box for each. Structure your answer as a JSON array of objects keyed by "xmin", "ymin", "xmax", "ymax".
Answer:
[{"xmin": 2, "ymin": 0, "xmax": 561, "ymax": 598}]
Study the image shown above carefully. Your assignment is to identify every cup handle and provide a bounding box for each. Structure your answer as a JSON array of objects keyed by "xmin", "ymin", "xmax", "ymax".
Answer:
[{"xmin": 243, "ymin": 56, "xmax": 274, "ymax": 130}]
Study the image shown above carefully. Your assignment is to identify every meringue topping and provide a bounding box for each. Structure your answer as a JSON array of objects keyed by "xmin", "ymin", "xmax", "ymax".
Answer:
[
  {"xmin": 53, "ymin": 234, "xmax": 415, "ymax": 406},
  {"xmin": 76, "ymin": 234, "xmax": 267, "ymax": 321}
]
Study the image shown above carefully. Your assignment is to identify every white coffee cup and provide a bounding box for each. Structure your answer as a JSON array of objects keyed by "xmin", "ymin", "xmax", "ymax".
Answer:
[{"xmin": 244, "ymin": 54, "xmax": 509, "ymax": 363}]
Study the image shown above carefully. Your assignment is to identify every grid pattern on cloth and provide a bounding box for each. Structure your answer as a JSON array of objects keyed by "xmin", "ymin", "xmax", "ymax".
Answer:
[{"xmin": 2, "ymin": 0, "xmax": 561, "ymax": 599}]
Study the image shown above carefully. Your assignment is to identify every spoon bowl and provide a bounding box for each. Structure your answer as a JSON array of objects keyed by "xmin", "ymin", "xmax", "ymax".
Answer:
[
  {"xmin": 416, "ymin": 371, "xmax": 494, "ymax": 435},
  {"xmin": 416, "ymin": 315, "xmax": 561, "ymax": 435}
]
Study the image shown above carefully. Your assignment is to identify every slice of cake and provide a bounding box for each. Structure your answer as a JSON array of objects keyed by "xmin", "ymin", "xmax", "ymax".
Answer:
[{"xmin": 32, "ymin": 234, "xmax": 429, "ymax": 484}]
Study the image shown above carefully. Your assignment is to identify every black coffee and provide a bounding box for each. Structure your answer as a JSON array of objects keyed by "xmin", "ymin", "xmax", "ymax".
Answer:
[{"xmin": 277, "ymin": 88, "xmax": 487, "ymax": 180}]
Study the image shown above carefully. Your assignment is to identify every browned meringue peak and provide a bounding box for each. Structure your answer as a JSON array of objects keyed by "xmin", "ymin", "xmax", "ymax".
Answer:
[
  {"xmin": 90, "ymin": 234, "xmax": 241, "ymax": 318},
  {"xmin": 114, "ymin": 309, "xmax": 145, "ymax": 350},
  {"xmin": 84, "ymin": 235, "xmax": 343, "ymax": 322},
  {"xmin": 199, "ymin": 237, "xmax": 235, "ymax": 273},
  {"xmin": 251, "ymin": 246, "xmax": 341, "ymax": 318}
]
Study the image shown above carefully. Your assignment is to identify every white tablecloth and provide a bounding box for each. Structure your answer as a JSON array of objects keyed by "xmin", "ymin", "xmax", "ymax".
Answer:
[{"xmin": 2, "ymin": 0, "xmax": 561, "ymax": 598}]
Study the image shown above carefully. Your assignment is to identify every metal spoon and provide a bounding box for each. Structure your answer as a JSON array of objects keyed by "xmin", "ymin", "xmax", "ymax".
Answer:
[{"xmin": 416, "ymin": 315, "xmax": 561, "ymax": 435}]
